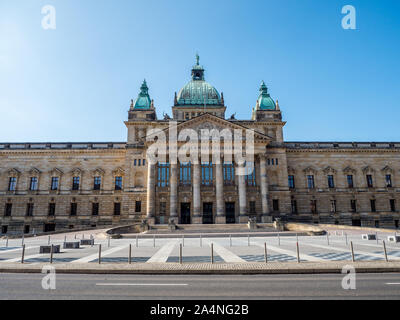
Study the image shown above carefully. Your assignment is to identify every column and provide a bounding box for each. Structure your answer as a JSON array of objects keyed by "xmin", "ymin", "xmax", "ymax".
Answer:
[
  {"xmin": 215, "ymin": 161, "xmax": 225, "ymax": 224},
  {"xmin": 146, "ymin": 160, "xmax": 156, "ymax": 224},
  {"xmin": 238, "ymin": 162, "xmax": 248, "ymax": 223},
  {"xmin": 192, "ymin": 161, "xmax": 201, "ymax": 224},
  {"xmin": 259, "ymin": 155, "xmax": 271, "ymax": 222},
  {"xmin": 169, "ymin": 163, "xmax": 178, "ymax": 223}
]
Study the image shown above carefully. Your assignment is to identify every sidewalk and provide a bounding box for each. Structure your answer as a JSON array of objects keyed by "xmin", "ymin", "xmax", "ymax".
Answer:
[{"xmin": 1, "ymin": 261, "xmax": 400, "ymax": 275}]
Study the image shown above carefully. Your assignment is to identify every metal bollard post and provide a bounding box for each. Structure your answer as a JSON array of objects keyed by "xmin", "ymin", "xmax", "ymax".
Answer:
[
  {"xmin": 345, "ymin": 232, "xmax": 348, "ymax": 245},
  {"xmin": 98, "ymin": 244, "xmax": 102, "ymax": 264},
  {"xmin": 64, "ymin": 235, "xmax": 67, "ymax": 243},
  {"xmin": 74, "ymin": 234, "xmax": 77, "ymax": 239},
  {"xmin": 376, "ymin": 232, "xmax": 379, "ymax": 244},
  {"xmin": 350, "ymin": 241, "xmax": 355, "ymax": 262},
  {"xmin": 296, "ymin": 233, "xmax": 298, "ymax": 242},
  {"xmin": 153, "ymin": 235, "xmax": 156, "ymax": 248},
  {"xmin": 278, "ymin": 232, "xmax": 280, "ymax": 246},
  {"xmin": 327, "ymin": 233, "xmax": 330, "ymax": 246},
  {"xmin": 6, "ymin": 236, "xmax": 8, "ymax": 248},
  {"xmin": 21, "ymin": 244, "xmax": 25, "ymax": 264},
  {"xmin": 296, "ymin": 242, "xmax": 300, "ymax": 263},
  {"xmin": 22, "ymin": 234, "xmax": 24, "ymax": 246},
  {"xmin": 108, "ymin": 236, "xmax": 111, "ymax": 248},
  {"xmin": 179, "ymin": 243, "xmax": 183, "ymax": 264},
  {"xmin": 50, "ymin": 244, "xmax": 54, "ymax": 264},
  {"xmin": 48, "ymin": 235, "xmax": 50, "ymax": 245},
  {"xmin": 383, "ymin": 240, "xmax": 388, "ymax": 262},
  {"xmin": 136, "ymin": 235, "xmax": 138, "ymax": 247},
  {"xmin": 182, "ymin": 235, "xmax": 185, "ymax": 247},
  {"xmin": 128, "ymin": 244, "xmax": 132, "ymax": 264},
  {"xmin": 200, "ymin": 234, "xmax": 202, "ymax": 247},
  {"xmin": 248, "ymin": 234, "xmax": 250, "ymax": 246},
  {"xmin": 264, "ymin": 242, "xmax": 268, "ymax": 263},
  {"xmin": 230, "ymin": 234, "xmax": 232, "ymax": 247},
  {"xmin": 211, "ymin": 243, "xmax": 214, "ymax": 264},
  {"xmin": 82, "ymin": 234, "xmax": 84, "ymax": 240}
]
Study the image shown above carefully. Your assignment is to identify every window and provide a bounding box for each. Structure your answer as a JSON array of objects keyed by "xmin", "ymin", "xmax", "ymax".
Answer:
[
  {"xmin": 134, "ymin": 159, "xmax": 137, "ymax": 166},
  {"xmin": 291, "ymin": 199, "xmax": 298, "ymax": 214},
  {"xmin": 249, "ymin": 201, "xmax": 256, "ymax": 214},
  {"xmin": 347, "ymin": 175, "xmax": 354, "ymax": 188},
  {"xmin": 395, "ymin": 220, "xmax": 399, "ymax": 229},
  {"xmin": 366, "ymin": 175, "xmax": 373, "ymax": 188},
  {"xmin": 386, "ymin": 174, "xmax": 393, "ymax": 187},
  {"xmin": 307, "ymin": 175, "xmax": 315, "ymax": 189},
  {"xmin": 138, "ymin": 159, "xmax": 141, "ymax": 166},
  {"xmin": 70, "ymin": 203, "xmax": 77, "ymax": 216},
  {"xmin": 330, "ymin": 200, "xmax": 337, "ymax": 213},
  {"xmin": 350, "ymin": 200, "xmax": 357, "ymax": 212},
  {"xmin": 288, "ymin": 175, "xmax": 295, "ymax": 189},
  {"xmin": 135, "ymin": 201, "xmax": 141, "ymax": 213},
  {"xmin": 51, "ymin": 177, "xmax": 59, "ymax": 190},
  {"xmin": 8, "ymin": 177, "xmax": 17, "ymax": 191},
  {"xmin": 1, "ymin": 226, "xmax": 8, "ymax": 234},
  {"xmin": 310, "ymin": 200, "xmax": 317, "ymax": 214},
  {"xmin": 390, "ymin": 199, "xmax": 396, "ymax": 212},
  {"xmin": 93, "ymin": 176, "xmax": 101, "ymax": 190},
  {"xmin": 275, "ymin": 158, "xmax": 279, "ymax": 165},
  {"xmin": 92, "ymin": 203, "xmax": 99, "ymax": 216},
  {"xmin": 115, "ymin": 176, "xmax": 123, "ymax": 190},
  {"xmin": 223, "ymin": 162, "xmax": 235, "ymax": 185},
  {"xmin": 245, "ymin": 163, "xmax": 256, "ymax": 187},
  {"xmin": 26, "ymin": 203, "xmax": 34, "ymax": 217},
  {"xmin": 180, "ymin": 162, "xmax": 191, "ymax": 185},
  {"xmin": 24, "ymin": 225, "xmax": 30, "ymax": 234},
  {"xmin": 48, "ymin": 203, "xmax": 55, "ymax": 216},
  {"xmin": 4, "ymin": 203, "xmax": 12, "ymax": 217},
  {"xmin": 159, "ymin": 202, "xmax": 166, "ymax": 215},
  {"xmin": 143, "ymin": 159, "xmax": 146, "ymax": 166},
  {"xmin": 327, "ymin": 175, "xmax": 335, "ymax": 188},
  {"xmin": 157, "ymin": 162, "xmax": 170, "ymax": 187},
  {"xmin": 29, "ymin": 177, "xmax": 38, "ymax": 191},
  {"xmin": 201, "ymin": 162, "xmax": 213, "ymax": 186},
  {"xmin": 114, "ymin": 202, "xmax": 121, "ymax": 216},
  {"xmin": 273, "ymin": 199, "xmax": 279, "ymax": 212},
  {"xmin": 375, "ymin": 220, "xmax": 380, "ymax": 228},
  {"xmin": 370, "ymin": 199, "xmax": 376, "ymax": 212},
  {"xmin": 72, "ymin": 177, "xmax": 80, "ymax": 190}
]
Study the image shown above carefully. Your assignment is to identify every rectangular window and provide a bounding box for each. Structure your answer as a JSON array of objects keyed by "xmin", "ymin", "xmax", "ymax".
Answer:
[
  {"xmin": 223, "ymin": 162, "xmax": 235, "ymax": 185},
  {"xmin": 350, "ymin": 200, "xmax": 357, "ymax": 213},
  {"xmin": 249, "ymin": 201, "xmax": 256, "ymax": 214},
  {"xmin": 288, "ymin": 175, "xmax": 295, "ymax": 189},
  {"xmin": 4, "ymin": 203, "xmax": 12, "ymax": 217},
  {"xmin": 327, "ymin": 175, "xmax": 335, "ymax": 188},
  {"xmin": 30, "ymin": 177, "xmax": 38, "ymax": 191},
  {"xmin": 386, "ymin": 174, "xmax": 393, "ymax": 187},
  {"xmin": 138, "ymin": 159, "xmax": 141, "ymax": 166},
  {"xmin": 179, "ymin": 162, "xmax": 191, "ymax": 185},
  {"xmin": 135, "ymin": 201, "xmax": 141, "ymax": 213},
  {"xmin": 143, "ymin": 159, "xmax": 146, "ymax": 166},
  {"xmin": 26, "ymin": 203, "xmax": 34, "ymax": 217},
  {"xmin": 370, "ymin": 199, "xmax": 376, "ymax": 212},
  {"xmin": 273, "ymin": 199, "xmax": 279, "ymax": 212},
  {"xmin": 51, "ymin": 177, "xmax": 59, "ymax": 190},
  {"xmin": 275, "ymin": 158, "xmax": 279, "ymax": 166},
  {"xmin": 8, "ymin": 177, "xmax": 17, "ymax": 191},
  {"xmin": 159, "ymin": 202, "xmax": 166, "ymax": 215},
  {"xmin": 245, "ymin": 163, "xmax": 256, "ymax": 187},
  {"xmin": 366, "ymin": 175, "xmax": 373, "ymax": 188},
  {"xmin": 1, "ymin": 226, "xmax": 7, "ymax": 234},
  {"xmin": 115, "ymin": 176, "xmax": 123, "ymax": 190},
  {"xmin": 347, "ymin": 175, "xmax": 354, "ymax": 188},
  {"xmin": 310, "ymin": 200, "xmax": 317, "ymax": 214},
  {"xmin": 134, "ymin": 159, "xmax": 137, "ymax": 166},
  {"xmin": 114, "ymin": 203, "xmax": 121, "ymax": 216},
  {"xmin": 201, "ymin": 162, "xmax": 213, "ymax": 186},
  {"xmin": 48, "ymin": 203, "xmax": 56, "ymax": 216},
  {"xmin": 291, "ymin": 199, "xmax": 298, "ymax": 214},
  {"xmin": 70, "ymin": 203, "xmax": 77, "ymax": 216},
  {"xmin": 330, "ymin": 200, "xmax": 337, "ymax": 213},
  {"xmin": 72, "ymin": 177, "xmax": 80, "ymax": 190},
  {"xmin": 92, "ymin": 203, "xmax": 99, "ymax": 216},
  {"xmin": 93, "ymin": 176, "xmax": 101, "ymax": 190},
  {"xmin": 390, "ymin": 199, "xmax": 396, "ymax": 212},
  {"xmin": 157, "ymin": 162, "xmax": 170, "ymax": 187},
  {"xmin": 307, "ymin": 175, "xmax": 315, "ymax": 189}
]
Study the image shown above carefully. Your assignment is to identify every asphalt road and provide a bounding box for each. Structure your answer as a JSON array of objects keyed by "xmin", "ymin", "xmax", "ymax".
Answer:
[{"xmin": 1, "ymin": 273, "xmax": 400, "ymax": 300}]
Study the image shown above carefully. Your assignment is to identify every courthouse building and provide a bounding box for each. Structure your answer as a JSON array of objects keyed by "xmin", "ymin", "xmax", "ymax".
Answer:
[{"xmin": 1, "ymin": 57, "xmax": 399, "ymax": 234}]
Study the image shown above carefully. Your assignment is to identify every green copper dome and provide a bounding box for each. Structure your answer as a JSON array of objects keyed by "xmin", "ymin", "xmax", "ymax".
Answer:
[
  {"xmin": 176, "ymin": 55, "xmax": 223, "ymax": 106},
  {"xmin": 133, "ymin": 80, "xmax": 151, "ymax": 109},
  {"xmin": 257, "ymin": 81, "xmax": 276, "ymax": 110}
]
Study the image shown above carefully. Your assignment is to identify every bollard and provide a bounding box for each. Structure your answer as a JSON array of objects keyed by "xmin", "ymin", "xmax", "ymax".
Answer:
[
  {"xmin": 82, "ymin": 234, "xmax": 84, "ymax": 240},
  {"xmin": 179, "ymin": 244, "xmax": 183, "ymax": 264},
  {"xmin": 296, "ymin": 233, "xmax": 298, "ymax": 242},
  {"xmin": 278, "ymin": 232, "xmax": 280, "ymax": 246},
  {"xmin": 200, "ymin": 234, "xmax": 202, "ymax": 247},
  {"xmin": 98, "ymin": 244, "xmax": 102, "ymax": 264},
  {"xmin": 21, "ymin": 244, "xmax": 25, "ymax": 264},
  {"xmin": 136, "ymin": 235, "xmax": 138, "ymax": 247},
  {"xmin": 64, "ymin": 235, "xmax": 67, "ymax": 243},
  {"xmin": 48, "ymin": 235, "xmax": 50, "ymax": 245},
  {"xmin": 350, "ymin": 241, "xmax": 355, "ymax": 262},
  {"xmin": 182, "ymin": 235, "xmax": 185, "ymax": 247},
  {"xmin": 74, "ymin": 234, "xmax": 77, "ymax": 239},
  {"xmin": 345, "ymin": 232, "xmax": 348, "ymax": 245},
  {"xmin": 128, "ymin": 244, "xmax": 132, "ymax": 264},
  {"xmin": 230, "ymin": 234, "xmax": 232, "ymax": 247},
  {"xmin": 6, "ymin": 236, "xmax": 8, "ymax": 248},
  {"xmin": 153, "ymin": 235, "xmax": 156, "ymax": 248},
  {"xmin": 264, "ymin": 242, "xmax": 268, "ymax": 263},
  {"xmin": 383, "ymin": 240, "xmax": 388, "ymax": 262},
  {"xmin": 248, "ymin": 234, "xmax": 250, "ymax": 246},
  {"xmin": 327, "ymin": 233, "xmax": 330, "ymax": 246},
  {"xmin": 22, "ymin": 234, "xmax": 24, "ymax": 246},
  {"xmin": 296, "ymin": 242, "xmax": 300, "ymax": 263},
  {"xmin": 50, "ymin": 244, "xmax": 54, "ymax": 264},
  {"xmin": 108, "ymin": 236, "xmax": 111, "ymax": 248},
  {"xmin": 211, "ymin": 243, "xmax": 214, "ymax": 264},
  {"xmin": 376, "ymin": 232, "xmax": 379, "ymax": 244}
]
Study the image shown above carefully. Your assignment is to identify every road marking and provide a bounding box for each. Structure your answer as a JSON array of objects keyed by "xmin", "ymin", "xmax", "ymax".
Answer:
[
  {"xmin": 96, "ymin": 283, "xmax": 188, "ymax": 286},
  {"xmin": 0, "ymin": 246, "xmax": 39, "ymax": 255},
  {"xmin": 2, "ymin": 253, "xmax": 45, "ymax": 263},
  {"xmin": 386, "ymin": 283, "xmax": 400, "ymax": 285},
  {"xmin": 255, "ymin": 241, "xmax": 325, "ymax": 262},
  {"xmin": 204, "ymin": 240, "xmax": 245, "ymax": 263},
  {"xmin": 147, "ymin": 240, "xmax": 178, "ymax": 263},
  {"xmin": 71, "ymin": 244, "xmax": 129, "ymax": 263}
]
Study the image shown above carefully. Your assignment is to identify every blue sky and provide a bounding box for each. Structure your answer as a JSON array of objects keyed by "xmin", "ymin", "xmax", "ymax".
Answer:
[{"xmin": 0, "ymin": 0, "xmax": 399, "ymax": 142}]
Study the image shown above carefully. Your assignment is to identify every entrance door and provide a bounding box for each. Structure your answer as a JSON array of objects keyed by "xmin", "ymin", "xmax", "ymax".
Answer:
[
  {"xmin": 225, "ymin": 202, "xmax": 235, "ymax": 224},
  {"xmin": 44, "ymin": 223, "xmax": 55, "ymax": 233},
  {"xmin": 180, "ymin": 203, "xmax": 191, "ymax": 224},
  {"xmin": 202, "ymin": 202, "xmax": 213, "ymax": 224}
]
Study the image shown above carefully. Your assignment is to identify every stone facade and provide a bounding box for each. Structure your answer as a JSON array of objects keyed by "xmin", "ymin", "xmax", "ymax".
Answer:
[{"xmin": 1, "ymin": 59, "xmax": 399, "ymax": 234}]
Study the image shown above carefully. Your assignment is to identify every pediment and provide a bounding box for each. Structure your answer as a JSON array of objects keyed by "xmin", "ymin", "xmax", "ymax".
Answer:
[
  {"xmin": 381, "ymin": 165, "xmax": 393, "ymax": 173},
  {"xmin": 343, "ymin": 166, "xmax": 356, "ymax": 174},
  {"xmin": 112, "ymin": 167, "xmax": 125, "ymax": 176},
  {"xmin": 92, "ymin": 168, "xmax": 105, "ymax": 176},
  {"xmin": 7, "ymin": 168, "xmax": 21, "ymax": 176},
  {"xmin": 323, "ymin": 166, "xmax": 336, "ymax": 174},
  {"xmin": 28, "ymin": 167, "xmax": 41, "ymax": 175},
  {"xmin": 362, "ymin": 166, "xmax": 374, "ymax": 174},
  {"xmin": 303, "ymin": 166, "xmax": 316, "ymax": 174}
]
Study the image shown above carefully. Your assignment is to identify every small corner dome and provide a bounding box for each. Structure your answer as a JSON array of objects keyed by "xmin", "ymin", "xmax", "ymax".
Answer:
[
  {"xmin": 257, "ymin": 81, "xmax": 276, "ymax": 110},
  {"xmin": 133, "ymin": 80, "xmax": 151, "ymax": 109}
]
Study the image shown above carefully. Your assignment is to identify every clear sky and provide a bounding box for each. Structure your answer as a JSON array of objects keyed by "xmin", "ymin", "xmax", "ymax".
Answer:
[{"xmin": 0, "ymin": 0, "xmax": 399, "ymax": 142}]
